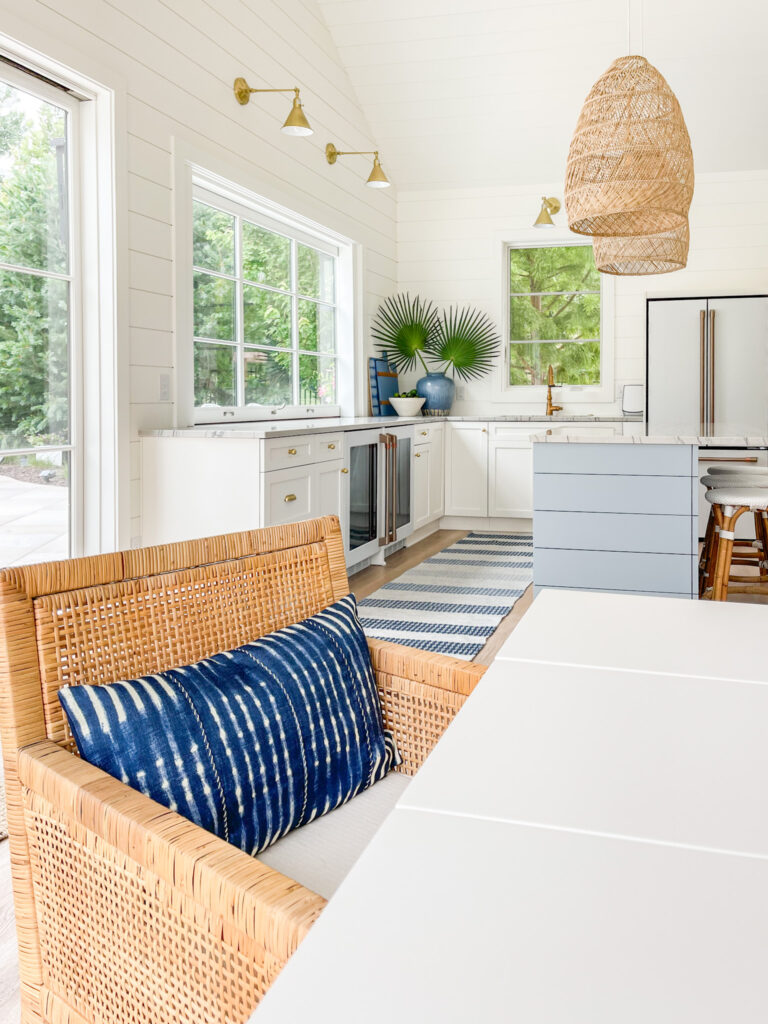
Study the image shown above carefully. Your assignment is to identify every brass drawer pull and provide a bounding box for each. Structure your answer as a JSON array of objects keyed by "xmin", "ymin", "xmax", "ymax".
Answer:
[
  {"xmin": 414, "ymin": 453, "xmax": 421, "ymax": 458},
  {"xmin": 327, "ymin": 443, "xmax": 336, "ymax": 450},
  {"xmin": 287, "ymin": 448, "xmax": 297, "ymax": 455},
  {"xmin": 284, "ymin": 493, "xmax": 297, "ymax": 503},
  {"xmin": 420, "ymin": 430, "xmax": 427, "ymax": 435},
  {"xmin": 340, "ymin": 467, "xmax": 349, "ymax": 474}
]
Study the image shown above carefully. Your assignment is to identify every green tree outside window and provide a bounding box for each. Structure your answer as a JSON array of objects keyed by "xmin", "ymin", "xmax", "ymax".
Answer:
[{"xmin": 508, "ymin": 244, "xmax": 601, "ymax": 387}]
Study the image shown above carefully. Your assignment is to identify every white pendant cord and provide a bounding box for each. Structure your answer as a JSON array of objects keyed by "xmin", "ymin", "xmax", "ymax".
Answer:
[{"xmin": 628, "ymin": 0, "xmax": 644, "ymax": 56}]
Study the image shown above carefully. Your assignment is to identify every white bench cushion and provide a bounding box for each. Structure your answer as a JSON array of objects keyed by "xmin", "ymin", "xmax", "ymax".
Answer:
[{"xmin": 256, "ymin": 772, "xmax": 410, "ymax": 899}]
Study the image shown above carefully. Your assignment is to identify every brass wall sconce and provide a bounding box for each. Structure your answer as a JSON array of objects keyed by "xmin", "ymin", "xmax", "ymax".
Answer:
[
  {"xmin": 325, "ymin": 143, "xmax": 391, "ymax": 189},
  {"xmin": 233, "ymin": 77, "xmax": 312, "ymax": 136},
  {"xmin": 534, "ymin": 196, "xmax": 561, "ymax": 227}
]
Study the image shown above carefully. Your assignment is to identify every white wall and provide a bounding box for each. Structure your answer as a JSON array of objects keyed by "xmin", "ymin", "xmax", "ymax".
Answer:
[
  {"xmin": 0, "ymin": 0, "xmax": 397, "ymax": 546},
  {"xmin": 397, "ymin": 170, "xmax": 768, "ymax": 416}
]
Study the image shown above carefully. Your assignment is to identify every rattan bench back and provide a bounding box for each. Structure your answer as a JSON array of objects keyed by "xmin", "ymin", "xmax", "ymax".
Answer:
[{"xmin": 0, "ymin": 517, "xmax": 349, "ymax": 751}]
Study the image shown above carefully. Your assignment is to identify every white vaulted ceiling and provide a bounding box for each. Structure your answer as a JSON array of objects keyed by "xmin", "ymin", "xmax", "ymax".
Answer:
[{"xmin": 315, "ymin": 0, "xmax": 768, "ymax": 191}]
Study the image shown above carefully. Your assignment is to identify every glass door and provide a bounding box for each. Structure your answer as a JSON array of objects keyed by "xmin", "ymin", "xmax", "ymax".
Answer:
[
  {"xmin": 347, "ymin": 431, "xmax": 378, "ymax": 553},
  {"xmin": 0, "ymin": 69, "xmax": 79, "ymax": 566}
]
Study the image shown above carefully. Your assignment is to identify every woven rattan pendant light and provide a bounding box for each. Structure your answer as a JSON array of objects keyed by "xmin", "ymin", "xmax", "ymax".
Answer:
[
  {"xmin": 593, "ymin": 219, "xmax": 689, "ymax": 276},
  {"xmin": 565, "ymin": 54, "xmax": 694, "ymax": 238}
]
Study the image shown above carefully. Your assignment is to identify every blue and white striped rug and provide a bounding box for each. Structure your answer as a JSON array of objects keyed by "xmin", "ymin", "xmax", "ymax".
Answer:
[{"xmin": 357, "ymin": 533, "xmax": 533, "ymax": 661}]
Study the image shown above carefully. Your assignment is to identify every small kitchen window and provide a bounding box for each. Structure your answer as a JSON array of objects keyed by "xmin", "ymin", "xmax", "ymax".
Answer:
[
  {"xmin": 505, "ymin": 242, "xmax": 605, "ymax": 391},
  {"xmin": 190, "ymin": 181, "xmax": 351, "ymax": 421}
]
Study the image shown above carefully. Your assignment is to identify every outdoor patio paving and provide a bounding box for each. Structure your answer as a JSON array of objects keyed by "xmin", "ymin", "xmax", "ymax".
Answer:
[{"xmin": 0, "ymin": 474, "xmax": 68, "ymax": 567}]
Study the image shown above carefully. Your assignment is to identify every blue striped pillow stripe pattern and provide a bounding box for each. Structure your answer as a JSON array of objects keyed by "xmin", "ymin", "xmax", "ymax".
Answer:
[{"xmin": 59, "ymin": 594, "xmax": 400, "ymax": 856}]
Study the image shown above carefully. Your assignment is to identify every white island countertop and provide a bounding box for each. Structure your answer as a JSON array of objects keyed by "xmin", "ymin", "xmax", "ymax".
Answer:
[{"xmin": 533, "ymin": 432, "xmax": 768, "ymax": 446}]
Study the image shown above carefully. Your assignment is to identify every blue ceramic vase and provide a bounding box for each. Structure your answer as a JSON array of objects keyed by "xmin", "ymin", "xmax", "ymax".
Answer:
[{"xmin": 416, "ymin": 372, "xmax": 455, "ymax": 416}]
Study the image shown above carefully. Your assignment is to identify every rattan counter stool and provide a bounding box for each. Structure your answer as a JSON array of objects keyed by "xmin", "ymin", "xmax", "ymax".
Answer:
[
  {"xmin": 698, "ymin": 469, "xmax": 768, "ymax": 596},
  {"xmin": 703, "ymin": 487, "xmax": 768, "ymax": 600}
]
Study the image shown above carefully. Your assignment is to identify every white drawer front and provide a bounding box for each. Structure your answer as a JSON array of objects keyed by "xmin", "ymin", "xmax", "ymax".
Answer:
[
  {"xmin": 314, "ymin": 434, "xmax": 345, "ymax": 462},
  {"xmin": 264, "ymin": 437, "xmax": 313, "ymax": 471},
  {"xmin": 264, "ymin": 467, "xmax": 312, "ymax": 525},
  {"xmin": 414, "ymin": 423, "xmax": 443, "ymax": 443}
]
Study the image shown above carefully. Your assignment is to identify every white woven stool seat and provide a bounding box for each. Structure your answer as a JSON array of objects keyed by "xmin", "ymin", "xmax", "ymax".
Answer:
[
  {"xmin": 706, "ymin": 464, "xmax": 768, "ymax": 475},
  {"xmin": 700, "ymin": 474, "xmax": 768, "ymax": 488},
  {"xmin": 706, "ymin": 488, "xmax": 768, "ymax": 510}
]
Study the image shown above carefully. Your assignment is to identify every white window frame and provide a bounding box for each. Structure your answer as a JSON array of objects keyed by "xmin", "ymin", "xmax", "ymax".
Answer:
[
  {"xmin": 176, "ymin": 162, "xmax": 356, "ymax": 425},
  {"xmin": 0, "ymin": 50, "xmax": 122, "ymax": 556},
  {"xmin": 497, "ymin": 236, "xmax": 615, "ymax": 405}
]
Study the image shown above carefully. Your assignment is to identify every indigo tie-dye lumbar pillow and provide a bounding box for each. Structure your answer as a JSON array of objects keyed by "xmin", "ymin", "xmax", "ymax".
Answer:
[{"xmin": 59, "ymin": 593, "xmax": 400, "ymax": 855}]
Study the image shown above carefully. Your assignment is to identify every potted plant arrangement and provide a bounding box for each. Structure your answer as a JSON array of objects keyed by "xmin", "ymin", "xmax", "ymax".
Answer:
[{"xmin": 371, "ymin": 293, "xmax": 500, "ymax": 415}]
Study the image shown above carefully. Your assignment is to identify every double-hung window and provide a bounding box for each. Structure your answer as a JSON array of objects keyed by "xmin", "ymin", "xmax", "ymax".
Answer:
[
  {"xmin": 192, "ymin": 187, "xmax": 340, "ymax": 416},
  {"xmin": 506, "ymin": 242, "xmax": 604, "ymax": 390}
]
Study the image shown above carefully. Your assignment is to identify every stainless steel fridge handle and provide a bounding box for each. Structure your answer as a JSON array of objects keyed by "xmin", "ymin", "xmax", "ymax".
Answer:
[
  {"xmin": 699, "ymin": 310, "xmax": 706, "ymax": 432},
  {"xmin": 709, "ymin": 309, "xmax": 716, "ymax": 432}
]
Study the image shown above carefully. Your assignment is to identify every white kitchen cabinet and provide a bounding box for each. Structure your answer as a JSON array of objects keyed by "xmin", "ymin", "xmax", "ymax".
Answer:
[
  {"xmin": 263, "ymin": 459, "xmax": 348, "ymax": 531},
  {"xmin": 412, "ymin": 423, "xmax": 445, "ymax": 530},
  {"xmin": 445, "ymin": 422, "xmax": 488, "ymax": 516},
  {"xmin": 489, "ymin": 426, "xmax": 534, "ymax": 517},
  {"xmin": 262, "ymin": 464, "xmax": 313, "ymax": 527},
  {"xmin": 412, "ymin": 443, "xmax": 431, "ymax": 529},
  {"xmin": 316, "ymin": 458, "xmax": 348, "ymax": 540},
  {"xmin": 429, "ymin": 423, "xmax": 444, "ymax": 520}
]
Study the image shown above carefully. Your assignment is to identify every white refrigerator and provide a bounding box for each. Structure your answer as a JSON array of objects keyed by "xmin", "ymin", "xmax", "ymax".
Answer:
[{"xmin": 647, "ymin": 294, "xmax": 768, "ymax": 537}]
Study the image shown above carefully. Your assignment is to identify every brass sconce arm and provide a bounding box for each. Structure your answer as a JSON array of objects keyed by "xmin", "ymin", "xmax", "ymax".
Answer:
[
  {"xmin": 326, "ymin": 143, "xmax": 391, "ymax": 188},
  {"xmin": 234, "ymin": 77, "xmax": 312, "ymax": 136}
]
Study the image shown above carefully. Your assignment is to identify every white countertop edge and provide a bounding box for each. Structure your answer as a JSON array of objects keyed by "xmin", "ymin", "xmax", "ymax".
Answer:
[
  {"xmin": 140, "ymin": 413, "xmax": 640, "ymax": 441},
  {"xmin": 532, "ymin": 434, "xmax": 768, "ymax": 445}
]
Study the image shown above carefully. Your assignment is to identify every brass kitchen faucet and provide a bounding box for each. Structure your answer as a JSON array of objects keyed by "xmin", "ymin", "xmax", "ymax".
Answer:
[{"xmin": 546, "ymin": 364, "xmax": 563, "ymax": 416}]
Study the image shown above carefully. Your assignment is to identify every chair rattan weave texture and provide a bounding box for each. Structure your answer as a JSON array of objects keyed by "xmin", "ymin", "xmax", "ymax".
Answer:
[{"xmin": 0, "ymin": 516, "xmax": 485, "ymax": 1024}]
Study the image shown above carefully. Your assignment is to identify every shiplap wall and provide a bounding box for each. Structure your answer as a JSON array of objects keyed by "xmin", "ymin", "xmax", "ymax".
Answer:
[
  {"xmin": 0, "ymin": 0, "xmax": 396, "ymax": 545},
  {"xmin": 397, "ymin": 170, "xmax": 768, "ymax": 415}
]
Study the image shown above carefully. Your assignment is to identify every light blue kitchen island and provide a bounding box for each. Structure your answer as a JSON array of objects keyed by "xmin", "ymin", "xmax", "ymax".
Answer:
[{"xmin": 533, "ymin": 436, "xmax": 700, "ymax": 599}]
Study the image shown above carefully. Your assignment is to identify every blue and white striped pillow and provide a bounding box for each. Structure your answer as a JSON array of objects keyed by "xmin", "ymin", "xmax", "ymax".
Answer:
[{"xmin": 58, "ymin": 593, "xmax": 400, "ymax": 855}]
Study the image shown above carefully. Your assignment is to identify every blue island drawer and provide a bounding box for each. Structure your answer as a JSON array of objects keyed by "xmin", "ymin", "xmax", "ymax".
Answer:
[
  {"xmin": 534, "ymin": 443, "xmax": 696, "ymax": 476},
  {"xmin": 534, "ymin": 473, "xmax": 697, "ymax": 516},
  {"xmin": 535, "ymin": 511, "xmax": 697, "ymax": 554},
  {"xmin": 533, "ymin": 548, "xmax": 696, "ymax": 595}
]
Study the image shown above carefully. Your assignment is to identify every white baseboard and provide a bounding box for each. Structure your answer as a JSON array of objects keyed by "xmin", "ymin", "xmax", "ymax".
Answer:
[
  {"xmin": 405, "ymin": 520, "xmax": 441, "ymax": 547},
  {"xmin": 439, "ymin": 516, "xmax": 533, "ymax": 533}
]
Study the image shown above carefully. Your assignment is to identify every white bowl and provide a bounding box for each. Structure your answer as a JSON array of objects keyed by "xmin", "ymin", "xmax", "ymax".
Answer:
[{"xmin": 390, "ymin": 396, "xmax": 425, "ymax": 417}]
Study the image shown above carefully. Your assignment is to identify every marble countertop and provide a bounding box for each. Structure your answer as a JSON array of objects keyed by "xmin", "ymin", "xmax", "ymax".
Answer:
[
  {"xmin": 533, "ymin": 433, "xmax": 768, "ymax": 446},
  {"xmin": 142, "ymin": 413, "xmax": 640, "ymax": 441}
]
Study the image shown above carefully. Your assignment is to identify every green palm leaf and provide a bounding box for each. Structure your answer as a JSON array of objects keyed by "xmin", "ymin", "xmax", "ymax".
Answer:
[
  {"xmin": 370, "ymin": 293, "xmax": 438, "ymax": 374},
  {"xmin": 428, "ymin": 306, "xmax": 501, "ymax": 381}
]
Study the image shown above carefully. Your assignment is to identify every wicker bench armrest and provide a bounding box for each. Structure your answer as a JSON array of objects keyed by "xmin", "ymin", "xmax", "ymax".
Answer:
[
  {"xmin": 367, "ymin": 639, "xmax": 486, "ymax": 774},
  {"xmin": 17, "ymin": 740, "xmax": 326, "ymax": 1023}
]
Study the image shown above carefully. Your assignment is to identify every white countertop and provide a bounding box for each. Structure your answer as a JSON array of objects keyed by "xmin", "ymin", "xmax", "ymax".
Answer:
[
  {"xmin": 533, "ymin": 432, "xmax": 768, "ymax": 445},
  {"xmin": 141, "ymin": 413, "xmax": 638, "ymax": 441}
]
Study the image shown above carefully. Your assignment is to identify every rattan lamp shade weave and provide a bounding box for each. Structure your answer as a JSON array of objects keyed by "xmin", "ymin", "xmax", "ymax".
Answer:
[
  {"xmin": 593, "ymin": 219, "xmax": 690, "ymax": 276},
  {"xmin": 565, "ymin": 56, "xmax": 694, "ymax": 237}
]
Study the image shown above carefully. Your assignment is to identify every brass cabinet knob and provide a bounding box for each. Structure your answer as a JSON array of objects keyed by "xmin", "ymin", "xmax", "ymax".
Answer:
[
  {"xmin": 414, "ymin": 453, "xmax": 421, "ymax": 458},
  {"xmin": 287, "ymin": 448, "xmax": 297, "ymax": 455},
  {"xmin": 482, "ymin": 428, "xmax": 487, "ymax": 433},
  {"xmin": 420, "ymin": 430, "xmax": 427, "ymax": 435},
  {"xmin": 284, "ymin": 493, "xmax": 297, "ymax": 502},
  {"xmin": 327, "ymin": 443, "xmax": 336, "ymax": 450},
  {"xmin": 340, "ymin": 468, "xmax": 349, "ymax": 474}
]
